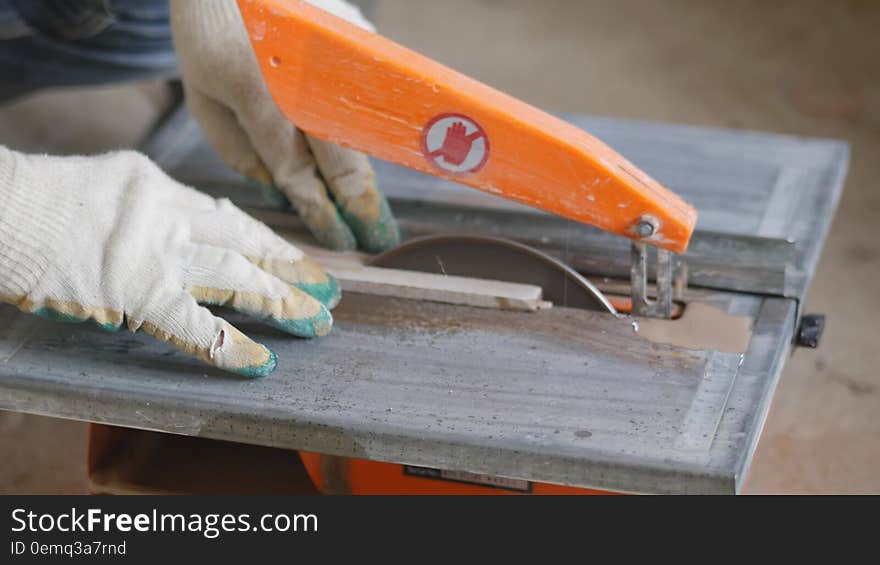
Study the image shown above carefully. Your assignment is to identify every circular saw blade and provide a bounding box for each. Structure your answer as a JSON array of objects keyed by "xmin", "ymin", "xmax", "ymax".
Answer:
[{"xmin": 370, "ymin": 234, "xmax": 617, "ymax": 314}]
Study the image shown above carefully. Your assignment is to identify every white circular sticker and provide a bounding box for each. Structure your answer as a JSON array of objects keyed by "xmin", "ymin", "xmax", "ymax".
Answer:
[{"xmin": 421, "ymin": 113, "xmax": 490, "ymax": 175}]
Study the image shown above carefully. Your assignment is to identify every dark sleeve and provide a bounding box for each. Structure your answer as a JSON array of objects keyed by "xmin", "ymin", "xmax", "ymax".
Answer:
[{"xmin": 0, "ymin": 1, "xmax": 176, "ymax": 103}]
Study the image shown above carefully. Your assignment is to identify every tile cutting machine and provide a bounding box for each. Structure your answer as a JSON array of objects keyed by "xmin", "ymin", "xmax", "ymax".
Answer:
[{"xmin": 0, "ymin": 0, "xmax": 847, "ymax": 494}]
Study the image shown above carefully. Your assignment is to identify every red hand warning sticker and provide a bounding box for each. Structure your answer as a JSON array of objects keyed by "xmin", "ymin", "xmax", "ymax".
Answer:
[{"xmin": 421, "ymin": 113, "xmax": 490, "ymax": 175}]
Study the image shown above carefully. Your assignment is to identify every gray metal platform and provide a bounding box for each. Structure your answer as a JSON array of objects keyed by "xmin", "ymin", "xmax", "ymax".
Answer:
[{"xmin": 0, "ymin": 114, "xmax": 847, "ymax": 494}]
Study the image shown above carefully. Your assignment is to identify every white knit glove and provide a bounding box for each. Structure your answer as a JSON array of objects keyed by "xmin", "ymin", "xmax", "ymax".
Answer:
[
  {"xmin": 170, "ymin": 0, "xmax": 400, "ymax": 253},
  {"xmin": 0, "ymin": 147, "xmax": 341, "ymax": 378}
]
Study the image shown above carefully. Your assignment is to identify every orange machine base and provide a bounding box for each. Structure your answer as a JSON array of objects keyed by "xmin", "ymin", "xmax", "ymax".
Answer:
[
  {"xmin": 298, "ymin": 451, "xmax": 616, "ymax": 495},
  {"xmin": 85, "ymin": 424, "xmax": 616, "ymax": 495}
]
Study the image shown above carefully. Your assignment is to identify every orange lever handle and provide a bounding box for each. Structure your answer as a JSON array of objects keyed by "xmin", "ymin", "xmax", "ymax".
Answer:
[{"xmin": 237, "ymin": 0, "xmax": 697, "ymax": 252}]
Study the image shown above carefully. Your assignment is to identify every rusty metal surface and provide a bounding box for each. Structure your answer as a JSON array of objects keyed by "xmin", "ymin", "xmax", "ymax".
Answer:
[{"xmin": 0, "ymin": 291, "xmax": 793, "ymax": 494}]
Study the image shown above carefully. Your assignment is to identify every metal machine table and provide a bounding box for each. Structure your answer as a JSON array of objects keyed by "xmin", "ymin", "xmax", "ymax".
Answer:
[{"xmin": 0, "ymin": 114, "xmax": 847, "ymax": 494}]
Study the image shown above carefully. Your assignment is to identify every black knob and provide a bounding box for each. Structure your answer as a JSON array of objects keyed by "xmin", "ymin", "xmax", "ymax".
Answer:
[{"xmin": 796, "ymin": 314, "xmax": 825, "ymax": 348}]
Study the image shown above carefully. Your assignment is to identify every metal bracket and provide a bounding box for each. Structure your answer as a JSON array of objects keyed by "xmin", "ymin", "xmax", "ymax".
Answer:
[{"xmin": 630, "ymin": 242, "xmax": 678, "ymax": 318}]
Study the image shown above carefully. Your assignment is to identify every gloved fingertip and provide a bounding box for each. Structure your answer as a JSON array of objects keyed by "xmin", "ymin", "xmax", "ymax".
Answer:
[
  {"xmin": 293, "ymin": 273, "xmax": 342, "ymax": 310},
  {"xmin": 207, "ymin": 324, "xmax": 278, "ymax": 378},
  {"xmin": 343, "ymin": 197, "xmax": 400, "ymax": 253},
  {"xmin": 269, "ymin": 303, "xmax": 333, "ymax": 338},
  {"xmin": 229, "ymin": 348, "xmax": 278, "ymax": 379},
  {"xmin": 249, "ymin": 256, "xmax": 341, "ymax": 310},
  {"xmin": 32, "ymin": 307, "xmax": 86, "ymax": 324},
  {"xmin": 341, "ymin": 192, "xmax": 401, "ymax": 254},
  {"xmin": 312, "ymin": 220, "xmax": 358, "ymax": 252}
]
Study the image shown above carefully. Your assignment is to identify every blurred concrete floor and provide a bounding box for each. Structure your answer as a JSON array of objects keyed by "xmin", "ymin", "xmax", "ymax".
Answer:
[{"xmin": 0, "ymin": 0, "xmax": 877, "ymax": 493}]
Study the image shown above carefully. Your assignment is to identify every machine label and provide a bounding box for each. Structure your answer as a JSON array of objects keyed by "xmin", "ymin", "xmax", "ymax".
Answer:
[
  {"xmin": 421, "ymin": 113, "xmax": 490, "ymax": 174},
  {"xmin": 403, "ymin": 465, "xmax": 532, "ymax": 492}
]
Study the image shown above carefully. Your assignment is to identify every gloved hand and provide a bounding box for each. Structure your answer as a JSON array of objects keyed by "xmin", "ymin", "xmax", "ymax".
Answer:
[
  {"xmin": 170, "ymin": 0, "xmax": 400, "ymax": 253},
  {"xmin": 0, "ymin": 147, "xmax": 341, "ymax": 377}
]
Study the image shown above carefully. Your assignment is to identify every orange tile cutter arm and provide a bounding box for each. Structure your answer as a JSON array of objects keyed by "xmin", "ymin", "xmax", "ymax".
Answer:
[
  {"xmin": 237, "ymin": 0, "xmax": 698, "ymax": 494},
  {"xmin": 236, "ymin": 0, "xmax": 696, "ymax": 255}
]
